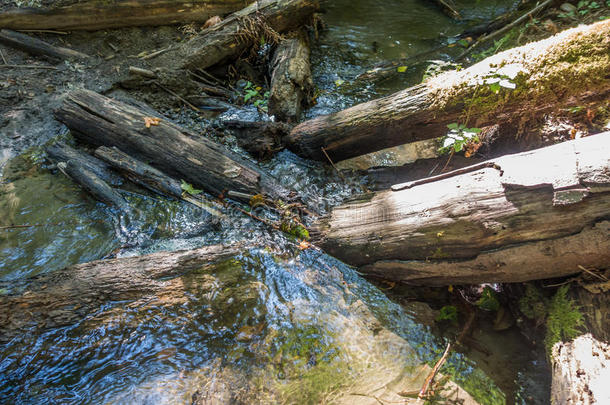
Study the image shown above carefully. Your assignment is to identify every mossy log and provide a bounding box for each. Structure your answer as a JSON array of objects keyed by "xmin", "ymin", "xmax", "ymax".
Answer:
[
  {"xmin": 153, "ymin": 0, "xmax": 319, "ymax": 71},
  {"xmin": 0, "ymin": 244, "xmax": 240, "ymax": 341},
  {"xmin": 0, "ymin": 0, "xmax": 248, "ymax": 31},
  {"xmin": 551, "ymin": 334, "xmax": 610, "ymax": 404},
  {"xmin": 312, "ymin": 133, "xmax": 610, "ymax": 286},
  {"xmin": 54, "ymin": 89, "xmax": 290, "ymax": 201},
  {"xmin": 268, "ymin": 30, "xmax": 313, "ymax": 122},
  {"xmin": 287, "ymin": 20, "xmax": 610, "ymax": 162}
]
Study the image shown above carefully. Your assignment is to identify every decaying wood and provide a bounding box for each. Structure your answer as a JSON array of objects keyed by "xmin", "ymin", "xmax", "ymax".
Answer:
[
  {"xmin": 0, "ymin": 29, "xmax": 89, "ymax": 61},
  {"xmin": 0, "ymin": 0, "xmax": 248, "ymax": 31},
  {"xmin": 153, "ymin": 0, "xmax": 319, "ymax": 71},
  {"xmin": 551, "ymin": 334, "xmax": 610, "ymax": 405},
  {"xmin": 59, "ymin": 160, "xmax": 131, "ymax": 214},
  {"xmin": 0, "ymin": 244, "xmax": 240, "ymax": 341},
  {"xmin": 268, "ymin": 30, "xmax": 313, "ymax": 122},
  {"xmin": 220, "ymin": 120, "xmax": 292, "ymax": 159},
  {"xmin": 287, "ymin": 20, "xmax": 610, "ymax": 161},
  {"xmin": 54, "ymin": 89, "xmax": 290, "ymax": 201},
  {"xmin": 312, "ymin": 133, "xmax": 610, "ymax": 286},
  {"xmin": 46, "ymin": 142, "xmax": 123, "ymax": 186},
  {"xmin": 94, "ymin": 146, "xmax": 223, "ymax": 216}
]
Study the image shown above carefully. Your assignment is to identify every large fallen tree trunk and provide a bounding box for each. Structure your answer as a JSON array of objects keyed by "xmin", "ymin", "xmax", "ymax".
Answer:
[
  {"xmin": 153, "ymin": 0, "xmax": 319, "ymax": 71},
  {"xmin": 0, "ymin": 244, "xmax": 239, "ymax": 341},
  {"xmin": 54, "ymin": 89, "xmax": 289, "ymax": 201},
  {"xmin": 311, "ymin": 133, "xmax": 610, "ymax": 286},
  {"xmin": 551, "ymin": 334, "xmax": 610, "ymax": 404},
  {"xmin": 287, "ymin": 20, "xmax": 610, "ymax": 161},
  {"xmin": 0, "ymin": 0, "xmax": 248, "ymax": 31}
]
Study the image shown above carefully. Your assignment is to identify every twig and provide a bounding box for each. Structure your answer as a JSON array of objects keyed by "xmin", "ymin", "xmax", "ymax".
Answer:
[
  {"xmin": 1, "ymin": 223, "xmax": 64, "ymax": 230},
  {"xmin": 153, "ymin": 81, "xmax": 201, "ymax": 112},
  {"xmin": 418, "ymin": 342, "xmax": 451, "ymax": 399},
  {"xmin": 577, "ymin": 265, "xmax": 608, "ymax": 282},
  {"xmin": 0, "ymin": 64, "xmax": 58, "ymax": 69},
  {"xmin": 141, "ymin": 46, "xmax": 172, "ymax": 60},
  {"xmin": 17, "ymin": 29, "xmax": 68, "ymax": 35},
  {"xmin": 0, "ymin": 47, "xmax": 7, "ymax": 64},
  {"xmin": 321, "ymin": 147, "xmax": 346, "ymax": 181},
  {"xmin": 439, "ymin": 149, "xmax": 455, "ymax": 174},
  {"xmin": 457, "ymin": 0, "xmax": 554, "ymax": 60},
  {"xmin": 392, "ymin": 161, "xmax": 503, "ymax": 191}
]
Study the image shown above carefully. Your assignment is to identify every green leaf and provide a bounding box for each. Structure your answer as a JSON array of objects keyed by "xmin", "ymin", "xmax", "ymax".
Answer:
[
  {"xmin": 457, "ymin": 39, "xmax": 470, "ymax": 47},
  {"xmin": 476, "ymin": 287, "xmax": 500, "ymax": 311},
  {"xmin": 436, "ymin": 305, "xmax": 458, "ymax": 323},
  {"xmin": 334, "ymin": 78, "xmax": 345, "ymax": 86},
  {"xmin": 447, "ymin": 123, "xmax": 459, "ymax": 130},
  {"xmin": 396, "ymin": 66, "xmax": 407, "ymax": 73},
  {"xmin": 181, "ymin": 180, "xmax": 202, "ymax": 196},
  {"xmin": 468, "ymin": 127, "xmax": 482, "ymax": 133},
  {"xmin": 489, "ymin": 82, "xmax": 501, "ymax": 94}
]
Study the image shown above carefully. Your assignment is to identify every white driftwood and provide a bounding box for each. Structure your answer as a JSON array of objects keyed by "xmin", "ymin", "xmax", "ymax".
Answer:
[{"xmin": 312, "ymin": 133, "xmax": 610, "ymax": 285}]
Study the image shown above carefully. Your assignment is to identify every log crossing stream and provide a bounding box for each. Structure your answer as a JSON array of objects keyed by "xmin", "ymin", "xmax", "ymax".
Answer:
[{"xmin": 0, "ymin": 0, "xmax": 553, "ymax": 403}]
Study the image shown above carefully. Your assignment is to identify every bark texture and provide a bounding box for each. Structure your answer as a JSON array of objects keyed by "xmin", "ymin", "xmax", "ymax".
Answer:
[
  {"xmin": 287, "ymin": 20, "xmax": 610, "ymax": 161},
  {"xmin": 0, "ymin": 29, "xmax": 89, "ymax": 60},
  {"xmin": 312, "ymin": 133, "xmax": 610, "ymax": 286},
  {"xmin": 0, "ymin": 0, "xmax": 248, "ymax": 31},
  {"xmin": 54, "ymin": 89, "xmax": 289, "ymax": 201},
  {"xmin": 153, "ymin": 0, "xmax": 319, "ymax": 70},
  {"xmin": 551, "ymin": 334, "xmax": 610, "ymax": 405},
  {"xmin": 0, "ymin": 244, "xmax": 240, "ymax": 341},
  {"xmin": 268, "ymin": 30, "xmax": 313, "ymax": 122}
]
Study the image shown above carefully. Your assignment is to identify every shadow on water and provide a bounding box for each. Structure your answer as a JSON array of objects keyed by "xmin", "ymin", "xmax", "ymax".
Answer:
[{"xmin": 0, "ymin": 0, "xmax": 551, "ymax": 402}]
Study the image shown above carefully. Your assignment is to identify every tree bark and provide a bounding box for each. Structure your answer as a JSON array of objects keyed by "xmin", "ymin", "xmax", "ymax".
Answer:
[
  {"xmin": 152, "ymin": 0, "xmax": 319, "ymax": 71},
  {"xmin": 54, "ymin": 89, "xmax": 290, "ymax": 201},
  {"xmin": 550, "ymin": 334, "xmax": 610, "ymax": 405},
  {"xmin": 0, "ymin": 0, "xmax": 248, "ymax": 31},
  {"xmin": 46, "ymin": 142, "xmax": 123, "ymax": 186},
  {"xmin": 0, "ymin": 244, "xmax": 240, "ymax": 341},
  {"xmin": 311, "ymin": 133, "xmax": 610, "ymax": 286},
  {"xmin": 287, "ymin": 20, "xmax": 610, "ymax": 162},
  {"xmin": 0, "ymin": 29, "xmax": 89, "ymax": 61},
  {"xmin": 59, "ymin": 160, "xmax": 132, "ymax": 214},
  {"xmin": 268, "ymin": 30, "xmax": 313, "ymax": 122}
]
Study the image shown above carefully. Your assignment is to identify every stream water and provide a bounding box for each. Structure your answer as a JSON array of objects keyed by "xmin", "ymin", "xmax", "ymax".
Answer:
[{"xmin": 1, "ymin": 0, "xmax": 551, "ymax": 403}]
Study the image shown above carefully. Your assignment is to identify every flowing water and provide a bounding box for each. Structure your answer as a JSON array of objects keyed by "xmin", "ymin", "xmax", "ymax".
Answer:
[{"xmin": 1, "ymin": 0, "xmax": 551, "ymax": 403}]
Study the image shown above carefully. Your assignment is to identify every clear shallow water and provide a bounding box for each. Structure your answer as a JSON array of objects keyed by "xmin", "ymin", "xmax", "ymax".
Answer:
[{"xmin": 0, "ymin": 0, "xmax": 550, "ymax": 403}]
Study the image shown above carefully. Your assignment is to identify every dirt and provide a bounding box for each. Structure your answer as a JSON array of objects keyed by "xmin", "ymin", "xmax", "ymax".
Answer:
[{"xmin": 0, "ymin": 24, "xmax": 205, "ymax": 173}]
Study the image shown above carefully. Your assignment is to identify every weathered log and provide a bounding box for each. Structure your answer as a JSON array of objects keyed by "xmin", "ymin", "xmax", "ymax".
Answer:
[
  {"xmin": 268, "ymin": 30, "xmax": 313, "ymax": 122},
  {"xmin": 312, "ymin": 133, "xmax": 610, "ymax": 286},
  {"xmin": 59, "ymin": 160, "xmax": 132, "ymax": 214},
  {"xmin": 0, "ymin": 244, "xmax": 240, "ymax": 341},
  {"xmin": 54, "ymin": 89, "xmax": 290, "ymax": 201},
  {"xmin": 153, "ymin": 0, "xmax": 319, "ymax": 71},
  {"xmin": 287, "ymin": 20, "xmax": 610, "ymax": 162},
  {"xmin": 551, "ymin": 334, "xmax": 610, "ymax": 404},
  {"xmin": 0, "ymin": 29, "xmax": 89, "ymax": 61},
  {"xmin": 46, "ymin": 142, "xmax": 123, "ymax": 186},
  {"xmin": 0, "ymin": 0, "xmax": 248, "ymax": 31}
]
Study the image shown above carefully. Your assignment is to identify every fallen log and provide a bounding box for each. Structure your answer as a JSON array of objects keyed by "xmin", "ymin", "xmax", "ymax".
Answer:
[
  {"xmin": 59, "ymin": 160, "xmax": 132, "ymax": 214},
  {"xmin": 0, "ymin": 29, "xmax": 89, "ymax": 61},
  {"xmin": 94, "ymin": 145, "xmax": 223, "ymax": 216},
  {"xmin": 426, "ymin": 0, "xmax": 461, "ymax": 20},
  {"xmin": 153, "ymin": 0, "xmax": 319, "ymax": 71},
  {"xmin": 46, "ymin": 142, "xmax": 123, "ymax": 186},
  {"xmin": 54, "ymin": 89, "xmax": 290, "ymax": 201},
  {"xmin": 0, "ymin": 0, "xmax": 248, "ymax": 31},
  {"xmin": 287, "ymin": 20, "xmax": 610, "ymax": 161},
  {"xmin": 311, "ymin": 133, "xmax": 610, "ymax": 286},
  {"xmin": 0, "ymin": 244, "xmax": 239, "ymax": 341},
  {"xmin": 268, "ymin": 30, "xmax": 313, "ymax": 122},
  {"xmin": 551, "ymin": 334, "xmax": 610, "ymax": 404}
]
